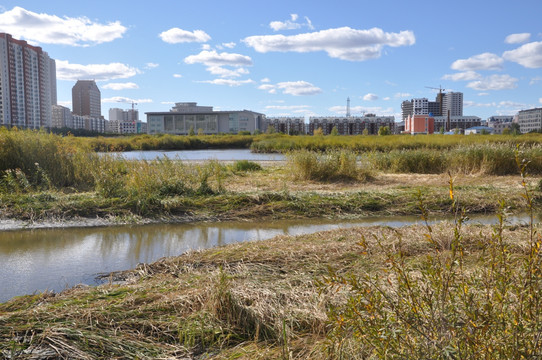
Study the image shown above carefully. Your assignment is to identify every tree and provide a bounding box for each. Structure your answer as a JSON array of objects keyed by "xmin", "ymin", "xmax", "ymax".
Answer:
[
  {"xmin": 188, "ymin": 125, "xmax": 195, "ymax": 136},
  {"xmin": 510, "ymin": 123, "xmax": 521, "ymax": 135},
  {"xmin": 330, "ymin": 126, "xmax": 339, "ymax": 136},
  {"xmin": 362, "ymin": 128, "xmax": 369, "ymax": 136},
  {"xmin": 439, "ymin": 127, "xmax": 445, "ymax": 134},
  {"xmin": 266, "ymin": 126, "xmax": 276, "ymax": 134},
  {"xmin": 313, "ymin": 127, "xmax": 324, "ymax": 136},
  {"xmin": 378, "ymin": 126, "xmax": 391, "ymax": 136},
  {"xmin": 197, "ymin": 128, "xmax": 204, "ymax": 135}
]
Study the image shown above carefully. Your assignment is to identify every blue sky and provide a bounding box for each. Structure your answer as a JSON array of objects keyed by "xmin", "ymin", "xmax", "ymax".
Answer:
[{"xmin": 1, "ymin": 0, "xmax": 541, "ymax": 121}]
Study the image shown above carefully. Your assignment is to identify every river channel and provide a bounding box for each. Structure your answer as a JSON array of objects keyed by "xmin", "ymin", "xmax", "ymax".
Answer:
[
  {"xmin": 106, "ymin": 148, "xmax": 285, "ymax": 161},
  {"xmin": 0, "ymin": 214, "xmax": 535, "ymax": 303}
]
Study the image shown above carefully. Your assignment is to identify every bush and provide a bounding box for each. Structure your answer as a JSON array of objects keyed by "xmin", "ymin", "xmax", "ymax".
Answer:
[
  {"xmin": 287, "ymin": 149, "xmax": 371, "ymax": 182},
  {"xmin": 232, "ymin": 160, "xmax": 262, "ymax": 172}
]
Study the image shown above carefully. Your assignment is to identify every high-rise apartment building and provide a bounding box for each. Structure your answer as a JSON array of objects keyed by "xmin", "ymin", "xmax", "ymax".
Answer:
[
  {"xmin": 72, "ymin": 80, "xmax": 101, "ymax": 118},
  {"xmin": 442, "ymin": 92, "xmax": 463, "ymax": 117},
  {"xmin": 0, "ymin": 33, "xmax": 56, "ymax": 128}
]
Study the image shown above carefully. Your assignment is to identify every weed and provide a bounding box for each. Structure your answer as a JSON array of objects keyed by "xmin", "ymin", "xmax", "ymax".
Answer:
[{"xmin": 232, "ymin": 160, "xmax": 262, "ymax": 172}]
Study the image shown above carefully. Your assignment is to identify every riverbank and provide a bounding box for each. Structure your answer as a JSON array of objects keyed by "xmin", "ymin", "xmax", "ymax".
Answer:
[
  {"xmin": 0, "ymin": 169, "xmax": 539, "ymax": 230},
  {"xmin": 1, "ymin": 220, "xmax": 539, "ymax": 358}
]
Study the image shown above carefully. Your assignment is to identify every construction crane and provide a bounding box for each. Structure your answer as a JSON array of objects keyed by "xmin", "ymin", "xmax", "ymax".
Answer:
[
  {"xmin": 131, "ymin": 101, "xmax": 138, "ymax": 123},
  {"xmin": 426, "ymin": 85, "xmax": 446, "ymax": 96}
]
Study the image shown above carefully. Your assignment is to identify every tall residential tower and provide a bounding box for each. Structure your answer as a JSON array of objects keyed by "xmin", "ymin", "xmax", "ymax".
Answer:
[
  {"xmin": 0, "ymin": 33, "xmax": 56, "ymax": 128},
  {"xmin": 72, "ymin": 80, "xmax": 101, "ymax": 118}
]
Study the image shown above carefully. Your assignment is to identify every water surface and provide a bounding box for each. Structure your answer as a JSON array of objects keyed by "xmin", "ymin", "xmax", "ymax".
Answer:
[{"xmin": 105, "ymin": 148, "xmax": 285, "ymax": 161}]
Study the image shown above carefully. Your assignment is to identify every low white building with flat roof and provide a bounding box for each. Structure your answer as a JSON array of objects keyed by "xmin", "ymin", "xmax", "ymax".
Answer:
[{"xmin": 146, "ymin": 102, "xmax": 265, "ymax": 135}]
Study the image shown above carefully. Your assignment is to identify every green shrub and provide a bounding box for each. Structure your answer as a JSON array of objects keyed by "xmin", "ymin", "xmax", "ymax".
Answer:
[
  {"xmin": 232, "ymin": 160, "xmax": 262, "ymax": 172},
  {"xmin": 287, "ymin": 149, "xmax": 371, "ymax": 182}
]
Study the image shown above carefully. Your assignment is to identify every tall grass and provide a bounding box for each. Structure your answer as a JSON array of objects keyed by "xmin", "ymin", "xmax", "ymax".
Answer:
[
  {"xmin": 322, "ymin": 154, "xmax": 542, "ymax": 358},
  {"xmin": 287, "ymin": 149, "xmax": 372, "ymax": 182},
  {"xmin": 0, "ymin": 128, "xmax": 96, "ymax": 190}
]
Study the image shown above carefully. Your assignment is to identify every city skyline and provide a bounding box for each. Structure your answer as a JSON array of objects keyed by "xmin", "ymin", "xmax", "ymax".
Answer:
[{"xmin": 0, "ymin": 1, "xmax": 541, "ymax": 121}]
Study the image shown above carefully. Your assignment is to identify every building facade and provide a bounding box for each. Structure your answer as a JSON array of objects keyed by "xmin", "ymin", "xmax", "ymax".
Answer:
[
  {"xmin": 487, "ymin": 115, "xmax": 514, "ymax": 134},
  {"xmin": 265, "ymin": 117, "xmax": 306, "ymax": 134},
  {"xmin": 405, "ymin": 114, "xmax": 434, "ymax": 134},
  {"xmin": 518, "ymin": 108, "xmax": 542, "ymax": 133},
  {"xmin": 51, "ymin": 105, "xmax": 72, "ymax": 128},
  {"xmin": 433, "ymin": 115, "xmax": 481, "ymax": 132},
  {"xmin": 72, "ymin": 80, "xmax": 101, "ymax": 118},
  {"xmin": 0, "ymin": 33, "xmax": 56, "ymax": 129},
  {"xmin": 146, "ymin": 102, "xmax": 265, "ymax": 135},
  {"xmin": 442, "ymin": 92, "xmax": 463, "ymax": 117},
  {"xmin": 308, "ymin": 114, "xmax": 395, "ymax": 135}
]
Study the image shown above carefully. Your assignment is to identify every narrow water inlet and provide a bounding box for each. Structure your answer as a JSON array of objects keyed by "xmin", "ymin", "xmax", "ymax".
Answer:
[{"xmin": 0, "ymin": 213, "xmax": 536, "ymax": 303}]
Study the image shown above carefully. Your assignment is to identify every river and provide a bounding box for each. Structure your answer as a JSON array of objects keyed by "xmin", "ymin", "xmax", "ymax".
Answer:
[
  {"xmin": 0, "ymin": 214, "xmax": 535, "ymax": 303},
  {"xmin": 104, "ymin": 148, "xmax": 285, "ymax": 161}
]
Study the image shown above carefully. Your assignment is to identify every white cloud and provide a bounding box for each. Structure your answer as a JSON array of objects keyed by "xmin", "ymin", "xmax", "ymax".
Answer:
[
  {"xmin": 464, "ymin": 101, "xmax": 495, "ymax": 108},
  {"xmin": 206, "ymin": 66, "xmax": 249, "ymax": 78},
  {"xmin": 394, "ymin": 92, "xmax": 412, "ymax": 98},
  {"xmin": 383, "ymin": 97, "xmax": 391, "ymax": 101},
  {"xmin": 102, "ymin": 97, "xmax": 153, "ymax": 104},
  {"xmin": 222, "ymin": 42, "xmax": 236, "ymax": 48},
  {"xmin": 466, "ymin": 74, "xmax": 518, "ymax": 91},
  {"xmin": 540, "ymin": 98, "xmax": 542, "ymax": 104},
  {"xmin": 0, "ymin": 6, "xmax": 126, "ymax": 46},
  {"xmin": 266, "ymin": 105, "xmax": 311, "ymax": 112},
  {"xmin": 505, "ymin": 33, "xmax": 531, "ymax": 44},
  {"xmin": 56, "ymin": 60, "xmax": 140, "ymax": 81},
  {"xmin": 442, "ymin": 71, "xmax": 482, "ymax": 81},
  {"xmin": 530, "ymin": 76, "xmax": 542, "ymax": 85},
  {"xmin": 503, "ymin": 41, "xmax": 542, "ymax": 68},
  {"xmin": 184, "ymin": 50, "xmax": 253, "ymax": 67},
  {"xmin": 243, "ymin": 27, "xmax": 415, "ymax": 61},
  {"xmin": 58, "ymin": 100, "xmax": 71, "ymax": 107},
  {"xmin": 102, "ymin": 82, "xmax": 139, "ymax": 90},
  {"xmin": 173, "ymin": 74, "xmax": 183, "ymax": 78},
  {"xmin": 261, "ymin": 78, "xmax": 271, "ymax": 83},
  {"xmin": 478, "ymin": 92, "xmax": 490, "ymax": 96},
  {"xmin": 159, "ymin": 27, "xmax": 211, "ymax": 43},
  {"xmin": 197, "ymin": 79, "xmax": 255, "ymax": 87},
  {"xmin": 269, "ymin": 14, "xmax": 314, "ymax": 31},
  {"xmin": 145, "ymin": 62, "xmax": 159, "ymax": 69},
  {"xmin": 363, "ymin": 93, "xmax": 378, "ymax": 101},
  {"xmin": 201, "ymin": 44, "xmax": 211, "ymax": 50},
  {"xmin": 259, "ymin": 81, "xmax": 322, "ymax": 96},
  {"xmin": 451, "ymin": 52, "xmax": 504, "ymax": 71}
]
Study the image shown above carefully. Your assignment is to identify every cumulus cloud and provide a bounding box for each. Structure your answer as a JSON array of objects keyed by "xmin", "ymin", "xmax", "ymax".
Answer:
[
  {"xmin": 102, "ymin": 97, "xmax": 152, "ymax": 104},
  {"xmin": 466, "ymin": 74, "xmax": 518, "ymax": 91},
  {"xmin": 394, "ymin": 92, "xmax": 412, "ymax": 98},
  {"xmin": 442, "ymin": 71, "xmax": 482, "ymax": 81},
  {"xmin": 505, "ymin": 33, "xmax": 531, "ymax": 44},
  {"xmin": 0, "ymin": 6, "xmax": 126, "ymax": 46},
  {"xmin": 102, "ymin": 82, "xmax": 139, "ymax": 90},
  {"xmin": 530, "ymin": 76, "xmax": 542, "ymax": 85},
  {"xmin": 185, "ymin": 50, "xmax": 253, "ymax": 67},
  {"xmin": 259, "ymin": 81, "xmax": 322, "ymax": 96},
  {"xmin": 243, "ymin": 27, "xmax": 415, "ymax": 61},
  {"xmin": 56, "ymin": 60, "xmax": 140, "ymax": 81},
  {"xmin": 451, "ymin": 53, "xmax": 504, "ymax": 71},
  {"xmin": 265, "ymin": 105, "xmax": 311, "ymax": 110},
  {"xmin": 503, "ymin": 41, "xmax": 542, "ymax": 68},
  {"xmin": 206, "ymin": 66, "xmax": 249, "ymax": 78},
  {"xmin": 145, "ymin": 63, "xmax": 159, "ymax": 69},
  {"xmin": 173, "ymin": 74, "xmax": 183, "ymax": 78},
  {"xmin": 269, "ymin": 14, "xmax": 314, "ymax": 31},
  {"xmin": 363, "ymin": 93, "xmax": 378, "ymax": 101},
  {"xmin": 222, "ymin": 42, "xmax": 236, "ymax": 48},
  {"xmin": 159, "ymin": 27, "xmax": 210, "ymax": 43},
  {"xmin": 197, "ymin": 79, "xmax": 255, "ymax": 87}
]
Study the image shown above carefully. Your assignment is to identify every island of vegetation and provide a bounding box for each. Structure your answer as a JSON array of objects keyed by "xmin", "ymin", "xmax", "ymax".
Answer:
[{"xmin": 1, "ymin": 128, "xmax": 542, "ymax": 358}]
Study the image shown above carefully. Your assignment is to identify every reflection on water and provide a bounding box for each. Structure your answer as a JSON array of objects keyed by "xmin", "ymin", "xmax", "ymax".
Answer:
[
  {"xmin": 0, "ymin": 214, "xmax": 536, "ymax": 302},
  {"xmin": 104, "ymin": 149, "xmax": 285, "ymax": 161}
]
